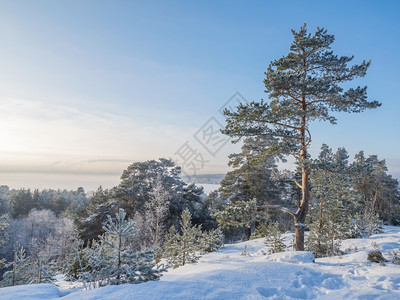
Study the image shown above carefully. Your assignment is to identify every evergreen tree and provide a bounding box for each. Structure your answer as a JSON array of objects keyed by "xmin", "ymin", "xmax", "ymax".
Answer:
[
  {"xmin": 306, "ymin": 145, "xmax": 353, "ymax": 257},
  {"xmin": 10, "ymin": 189, "xmax": 34, "ymax": 218},
  {"xmin": 223, "ymin": 24, "xmax": 380, "ymax": 250},
  {"xmin": 78, "ymin": 187, "xmax": 115, "ymax": 243},
  {"xmin": 264, "ymin": 222, "xmax": 286, "ymax": 254},
  {"xmin": 116, "ymin": 158, "xmax": 207, "ymax": 232},
  {"xmin": 216, "ymin": 137, "xmax": 283, "ymax": 239},
  {"xmin": 81, "ymin": 208, "xmax": 164, "ymax": 286},
  {"xmin": 212, "ymin": 199, "xmax": 264, "ymax": 240},
  {"xmin": 351, "ymin": 153, "xmax": 399, "ymax": 223},
  {"xmin": 163, "ymin": 226, "xmax": 180, "ymax": 267},
  {"xmin": 163, "ymin": 209, "xmax": 202, "ymax": 268},
  {"xmin": 219, "ymin": 137, "xmax": 280, "ymax": 204},
  {"xmin": 0, "ymin": 246, "xmax": 31, "ymax": 287},
  {"xmin": 201, "ymin": 228, "xmax": 224, "ymax": 253}
]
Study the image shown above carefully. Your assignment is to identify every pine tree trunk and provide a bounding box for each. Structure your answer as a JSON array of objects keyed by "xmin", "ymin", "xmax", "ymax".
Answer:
[
  {"xmin": 295, "ymin": 223, "xmax": 305, "ymax": 251},
  {"xmin": 117, "ymin": 235, "xmax": 121, "ymax": 280},
  {"xmin": 295, "ymin": 108, "xmax": 310, "ymax": 251}
]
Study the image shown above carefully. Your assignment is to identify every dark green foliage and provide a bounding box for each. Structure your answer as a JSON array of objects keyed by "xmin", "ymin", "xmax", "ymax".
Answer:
[
  {"xmin": 215, "ymin": 137, "xmax": 283, "ymax": 240},
  {"xmin": 77, "ymin": 186, "xmax": 115, "ymax": 243},
  {"xmin": 117, "ymin": 158, "xmax": 182, "ymax": 216},
  {"xmin": 350, "ymin": 152, "xmax": 400, "ymax": 224},
  {"xmin": 212, "ymin": 199, "xmax": 264, "ymax": 240},
  {"xmin": 219, "ymin": 137, "xmax": 281, "ymax": 205},
  {"xmin": 10, "ymin": 189, "xmax": 34, "ymax": 218},
  {"xmin": 115, "ymin": 159, "xmax": 208, "ymax": 236}
]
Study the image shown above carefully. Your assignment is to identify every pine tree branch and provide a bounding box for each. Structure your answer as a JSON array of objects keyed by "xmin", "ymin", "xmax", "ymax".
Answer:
[
  {"xmin": 287, "ymin": 90, "xmax": 302, "ymax": 103},
  {"xmin": 252, "ymin": 119, "xmax": 301, "ymax": 131},
  {"xmin": 273, "ymin": 122, "xmax": 302, "ymax": 131},
  {"xmin": 304, "ymin": 128, "xmax": 312, "ymax": 147},
  {"xmin": 293, "ymin": 179, "xmax": 303, "ymax": 189},
  {"xmin": 256, "ymin": 205, "xmax": 297, "ymax": 219}
]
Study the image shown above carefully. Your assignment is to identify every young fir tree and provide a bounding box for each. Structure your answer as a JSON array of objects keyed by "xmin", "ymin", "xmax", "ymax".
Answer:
[
  {"xmin": 265, "ymin": 222, "xmax": 286, "ymax": 254},
  {"xmin": 82, "ymin": 208, "xmax": 164, "ymax": 286},
  {"xmin": 163, "ymin": 226, "xmax": 180, "ymax": 267},
  {"xmin": 163, "ymin": 209, "xmax": 202, "ymax": 268},
  {"xmin": 223, "ymin": 24, "xmax": 380, "ymax": 250}
]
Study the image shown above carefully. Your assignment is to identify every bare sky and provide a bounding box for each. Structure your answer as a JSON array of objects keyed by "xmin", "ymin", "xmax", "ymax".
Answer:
[{"xmin": 0, "ymin": 0, "xmax": 399, "ymax": 191}]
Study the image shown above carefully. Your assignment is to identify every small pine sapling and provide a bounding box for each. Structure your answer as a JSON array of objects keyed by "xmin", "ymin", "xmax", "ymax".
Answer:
[{"xmin": 265, "ymin": 222, "xmax": 286, "ymax": 254}]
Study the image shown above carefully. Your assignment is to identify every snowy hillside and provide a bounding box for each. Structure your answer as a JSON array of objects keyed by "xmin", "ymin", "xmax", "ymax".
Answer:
[{"xmin": 3, "ymin": 226, "xmax": 400, "ymax": 299}]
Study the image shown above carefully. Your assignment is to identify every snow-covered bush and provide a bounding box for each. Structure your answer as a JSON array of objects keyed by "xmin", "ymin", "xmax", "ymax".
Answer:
[
  {"xmin": 201, "ymin": 228, "xmax": 224, "ymax": 253},
  {"xmin": 390, "ymin": 249, "xmax": 400, "ymax": 265}
]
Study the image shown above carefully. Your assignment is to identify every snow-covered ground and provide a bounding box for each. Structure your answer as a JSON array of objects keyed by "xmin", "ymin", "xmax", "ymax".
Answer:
[{"xmin": 3, "ymin": 226, "xmax": 400, "ymax": 299}]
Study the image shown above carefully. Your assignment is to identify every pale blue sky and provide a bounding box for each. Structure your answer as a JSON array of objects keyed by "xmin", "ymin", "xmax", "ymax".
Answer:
[{"xmin": 0, "ymin": 0, "xmax": 399, "ymax": 190}]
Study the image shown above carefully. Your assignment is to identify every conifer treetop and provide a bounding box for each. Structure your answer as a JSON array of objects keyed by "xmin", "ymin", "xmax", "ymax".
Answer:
[{"xmin": 223, "ymin": 23, "xmax": 381, "ymax": 152}]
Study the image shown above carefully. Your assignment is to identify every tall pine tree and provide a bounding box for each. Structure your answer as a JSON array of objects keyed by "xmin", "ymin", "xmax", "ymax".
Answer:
[{"xmin": 223, "ymin": 24, "xmax": 380, "ymax": 250}]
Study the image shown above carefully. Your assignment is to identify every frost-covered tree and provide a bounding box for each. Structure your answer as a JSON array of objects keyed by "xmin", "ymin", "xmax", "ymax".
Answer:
[
  {"xmin": 77, "ymin": 186, "xmax": 115, "ymax": 243},
  {"xmin": 31, "ymin": 255, "xmax": 56, "ymax": 284},
  {"xmin": 144, "ymin": 174, "xmax": 171, "ymax": 248},
  {"xmin": 223, "ymin": 24, "xmax": 380, "ymax": 250},
  {"xmin": 82, "ymin": 208, "xmax": 164, "ymax": 286}
]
